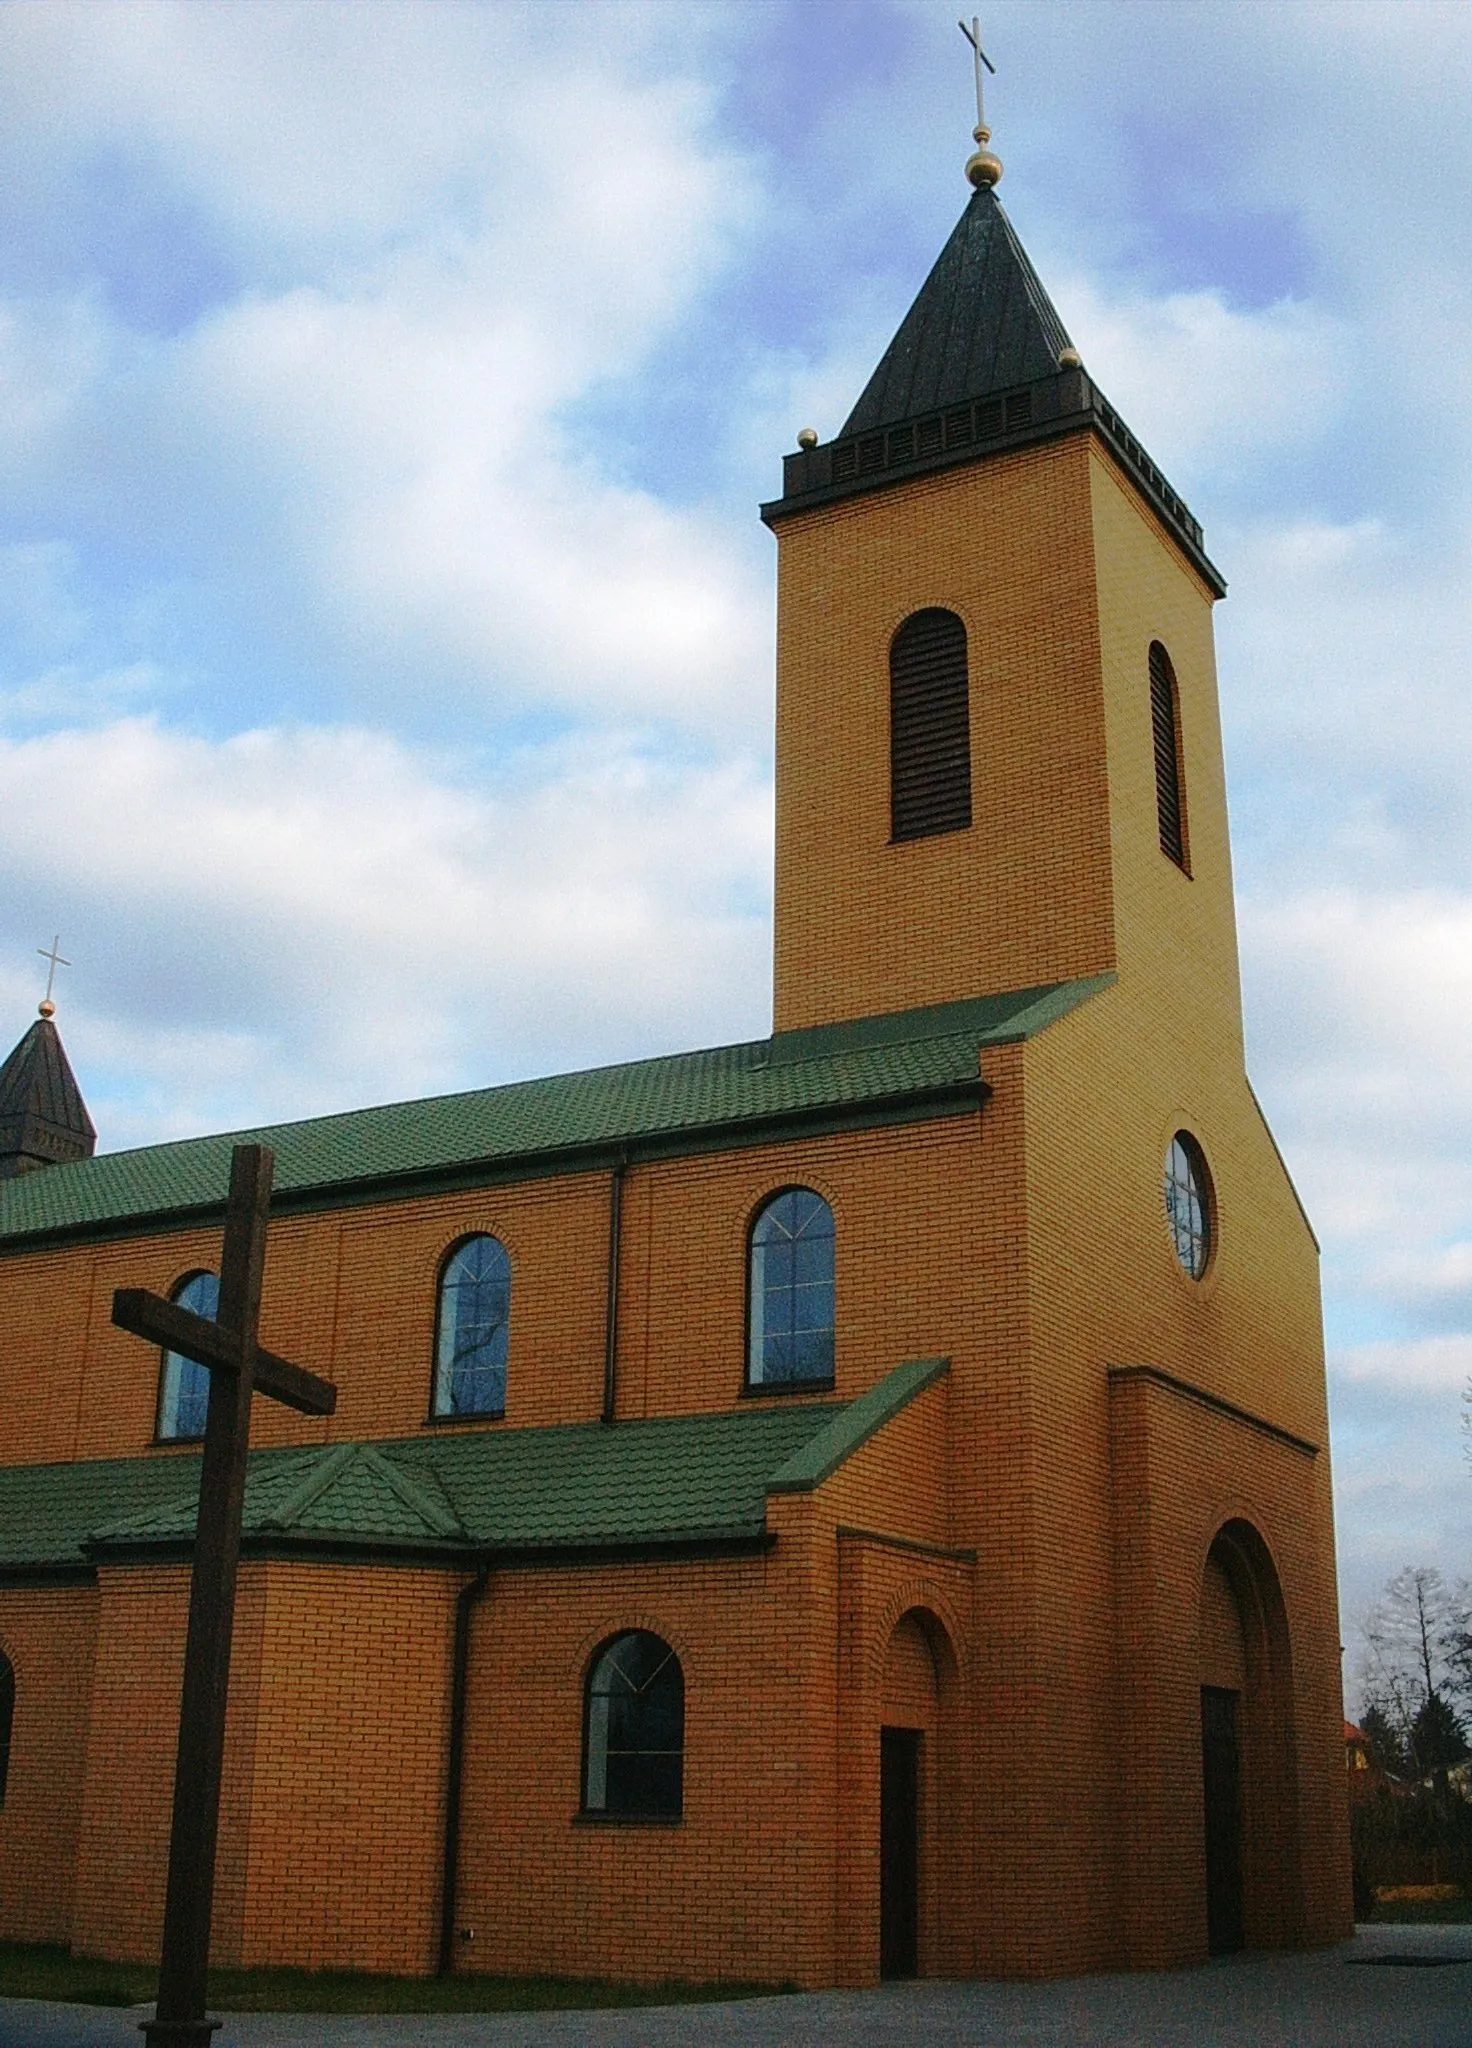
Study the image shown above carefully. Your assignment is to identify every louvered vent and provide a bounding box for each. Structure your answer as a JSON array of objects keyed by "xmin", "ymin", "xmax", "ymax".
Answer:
[
  {"xmin": 890, "ymin": 609, "xmax": 972, "ymax": 842},
  {"xmin": 1149, "ymin": 640, "xmax": 1189, "ymax": 870}
]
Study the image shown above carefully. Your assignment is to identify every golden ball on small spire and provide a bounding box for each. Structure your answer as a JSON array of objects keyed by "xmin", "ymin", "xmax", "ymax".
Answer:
[
  {"xmin": 965, "ymin": 124, "xmax": 1002, "ymax": 188},
  {"xmin": 38, "ymin": 999, "xmax": 55, "ymax": 1020},
  {"xmin": 796, "ymin": 427, "xmax": 818, "ymax": 451}
]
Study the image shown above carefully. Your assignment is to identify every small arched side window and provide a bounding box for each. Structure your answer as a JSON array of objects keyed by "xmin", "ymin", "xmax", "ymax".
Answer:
[
  {"xmin": 1149, "ymin": 640, "xmax": 1189, "ymax": 871},
  {"xmin": 432, "ymin": 1234, "xmax": 511, "ymax": 1418},
  {"xmin": 890, "ymin": 608, "xmax": 972, "ymax": 842},
  {"xmin": 748, "ymin": 1188, "xmax": 835, "ymax": 1389},
  {"xmin": 157, "ymin": 1271, "xmax": 218, "ymax": 1441},
  {"xmin": 582, "ymin": 1630, "xmax": 683, "ymax": 1819},
  {"xmin": 0, "ymin": 1648, "xmax": 14, "ymax": 1805}
]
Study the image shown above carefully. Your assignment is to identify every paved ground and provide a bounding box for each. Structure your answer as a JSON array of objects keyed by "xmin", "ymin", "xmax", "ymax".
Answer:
[{"xmin": 2, "ymin": 1925, "xmax": 1470, "ymax": 2048}]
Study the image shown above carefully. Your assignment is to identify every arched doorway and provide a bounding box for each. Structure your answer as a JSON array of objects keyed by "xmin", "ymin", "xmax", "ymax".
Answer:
[
  {"xmin": 1199, "ymin": 1522, "xmax": 1299, "ymax": 1952},
  {"xmin": 879, "ymin": 1609, "xmax": 949, "ymax": 1980}
]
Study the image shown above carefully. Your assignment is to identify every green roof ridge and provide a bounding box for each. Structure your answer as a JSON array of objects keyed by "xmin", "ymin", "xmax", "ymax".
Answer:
[
  {"xmin": 355, "ymin": 1444, "xmax": 466, "ymax": 1538},
  {"xmin": 766, "ymin": 1357, "xmax": 949, "ymax": 1495},
  {"xmin": 257, "ymin": 1442, "xmax": 359, "ymax": 1531}
]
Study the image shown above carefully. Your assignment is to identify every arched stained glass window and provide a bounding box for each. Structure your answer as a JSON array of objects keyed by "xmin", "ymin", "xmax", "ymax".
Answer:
[
  {"xmin": 1149, "ymin": 640, "xmax": 1189, "ymax": 871},
  {"xmin": 0, "ymin": 1649, "xmax": 13, "ymax": 1805},
  {"xmin": 582, "ymin": 1630, "xmax": 683, "ymax": 1819},
  {"xmin": 157, "ymin": 1271, "xmax": 218, "ymax": 1441},
  {"xmin": 432, "ymin": 1234, "xmax": 511, "ymax": 1418},
  {"xmin": 890, "ymin": 608, "xmax": 972, "ymax": 842},
  {"xmin": 1164, "ymin": 1132, "xmax": 1213, "ymax": 1279},
  {"xmin": 748, "ymin": 1188, "xmax": 835, "ymax": 1389}
]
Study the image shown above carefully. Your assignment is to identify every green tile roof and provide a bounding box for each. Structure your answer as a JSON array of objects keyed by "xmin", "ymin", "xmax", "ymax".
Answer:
[
  {"xmin": 0, "ymin": 979, "xmax": 1109, "ymax": 1249},
  {"xmin": 0, "ymin": 1360, "xmax": 949, "ymax": 1573}
]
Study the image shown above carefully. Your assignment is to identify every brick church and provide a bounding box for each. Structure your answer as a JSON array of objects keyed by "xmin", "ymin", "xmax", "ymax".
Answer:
[{"xmin": 0, "ymin": 115, "xmax": 1351, "ymax": 1988}]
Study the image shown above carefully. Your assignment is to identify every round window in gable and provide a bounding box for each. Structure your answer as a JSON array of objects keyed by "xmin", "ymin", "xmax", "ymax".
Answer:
[{"xmin": 1164, "ymin": 1132, "xmax": 1213, "ymax": 1279}]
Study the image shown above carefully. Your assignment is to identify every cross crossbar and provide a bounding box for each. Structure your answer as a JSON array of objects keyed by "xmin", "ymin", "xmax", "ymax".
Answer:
[{"xmin": 112, "ymin": 1289, "xmax": 336, "ymax": 1417}]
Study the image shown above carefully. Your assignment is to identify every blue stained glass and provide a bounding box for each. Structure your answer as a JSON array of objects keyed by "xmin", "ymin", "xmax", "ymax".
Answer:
[
  {"xmin": 157, "ymin": 1270, "xmax": 218, "ymax": 1440},
  {"xmin": 1164, "ymin": 1134, "xmax": 1212, "ymax": 1279},
  {"xmin": 749, "ymin": 1188, "xmax": 835, "ymax": 1387},
  {"xmin": 434, "ymin": 1235, "xmax": 511, "ymax": 1416}
]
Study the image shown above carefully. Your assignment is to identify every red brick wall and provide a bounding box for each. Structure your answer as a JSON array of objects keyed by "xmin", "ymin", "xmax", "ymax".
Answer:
[{"xmin": 0, "ymin": 1584, "xmax": 97, "ymax": 1942}]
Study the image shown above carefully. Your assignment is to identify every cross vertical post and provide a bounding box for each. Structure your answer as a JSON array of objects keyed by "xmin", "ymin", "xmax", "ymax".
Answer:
[{"xmin": 111, "ymin": 1143, "xmax": 336, "ymax": 2047}]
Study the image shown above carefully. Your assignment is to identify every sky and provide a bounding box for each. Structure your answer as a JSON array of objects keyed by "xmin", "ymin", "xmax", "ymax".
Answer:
[{"xmin": 0, "ymin": 0, "xmax": 1467, "ymax": 1679}]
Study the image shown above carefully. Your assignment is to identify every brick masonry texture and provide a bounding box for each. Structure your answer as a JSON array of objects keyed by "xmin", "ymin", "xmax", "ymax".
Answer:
[{"xmin": 0, "ymin": 417, "xmax": 1351, "ymax": 1987}]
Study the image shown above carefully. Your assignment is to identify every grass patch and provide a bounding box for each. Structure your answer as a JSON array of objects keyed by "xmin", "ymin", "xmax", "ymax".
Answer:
[{"xmin": 0, "ymin": 1944, "xmax": 791, "ymax": 2014}]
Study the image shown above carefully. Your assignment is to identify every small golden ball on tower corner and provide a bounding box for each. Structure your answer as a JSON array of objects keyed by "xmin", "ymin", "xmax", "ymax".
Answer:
[{"xmin": 796, "ymin": 427, "xmax": 818, "ymax": 451}]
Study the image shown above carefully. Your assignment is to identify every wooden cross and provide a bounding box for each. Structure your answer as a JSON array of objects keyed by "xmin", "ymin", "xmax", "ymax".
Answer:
[
  {"xmin": 112, "ymin": 1144, "xmax": 336, "ymax": 2047},
  {"xmin": 958, "ymin": 16, "xmax": 996, "ymax": 133}
]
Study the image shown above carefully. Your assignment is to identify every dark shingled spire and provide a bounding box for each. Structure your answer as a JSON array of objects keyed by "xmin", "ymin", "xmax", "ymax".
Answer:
[
  {"xmin": 0, "ymin": 1013, "xmax": 97, "ymax": 1179},
  {"xmin": 841, "ymin": 184, "xmax": 1073, "ymax": 436},
  {"xmin": 763, "ymin": 179, "xmax": 1223, "ymax": 596}
]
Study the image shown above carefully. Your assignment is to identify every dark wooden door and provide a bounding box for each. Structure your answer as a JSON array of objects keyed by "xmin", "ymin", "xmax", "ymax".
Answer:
[
  {"xmin": 880, "ymin": 1727, "xmax": 919, "ymax": 1979},
  {"xmin": 1201, "ymin": 1686, "xmax": 1244, "ymax": 1954}
]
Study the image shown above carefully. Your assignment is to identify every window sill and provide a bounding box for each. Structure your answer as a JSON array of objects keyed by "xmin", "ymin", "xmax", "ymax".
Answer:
[
  {"xmin": 423, "ymin": 1409, "xmax": 507, "ymax": 1429},
  {"xmin": 149, "ymin": 1433, "xmax": 204, "ymax": 1450},
  {"xmin": 573, "ymin": 1810, "xmax": 683, "ymax": 1828},
  {"xmin": 739, "ymin": 1378, "xmax": 836, "ymax": 1401}
]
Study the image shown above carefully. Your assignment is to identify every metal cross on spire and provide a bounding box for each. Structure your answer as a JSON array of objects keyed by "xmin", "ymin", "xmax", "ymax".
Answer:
[
  {"xmin": 958, "ymin": 16, "xmax": 996, "ymax": 133},
  {"xmin": 36, "ymin": 934, "xmax": 70, "ymax": 1018},
  {"xmin": 958, "ymin": 17, "xmax": 1003, "ymax": 188}
]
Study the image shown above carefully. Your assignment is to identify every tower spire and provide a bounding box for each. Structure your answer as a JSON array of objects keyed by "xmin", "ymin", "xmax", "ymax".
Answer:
[{"xmin": 958, "ymin": 17, "xmax": 1002, "ymax": 188}]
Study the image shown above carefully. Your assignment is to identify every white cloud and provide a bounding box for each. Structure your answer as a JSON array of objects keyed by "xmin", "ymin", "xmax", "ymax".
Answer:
[
  {"xmin": 0, "ymin": 715, "xmax": 772, "ymax": 1148},
  {"xmin": 1048, "ymin": 274, "xmax": 1347, "ymax": 490},
  {"xmin": 1334, "ymin": 1335, "xmax": 1472, "ymax": 1396}
]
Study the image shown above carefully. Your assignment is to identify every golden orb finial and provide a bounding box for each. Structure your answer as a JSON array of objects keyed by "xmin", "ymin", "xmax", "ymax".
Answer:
[
  {"xmin": 38, "ymin": 998, "xmax": 55, "ymax": 1020},
  {"xmin": 965, "ymin": 125, "xmax": 1003, "ymax": 189},
  {"xmin": 796, "ymin": 427, "xmax": 818, "ymax": 451}
]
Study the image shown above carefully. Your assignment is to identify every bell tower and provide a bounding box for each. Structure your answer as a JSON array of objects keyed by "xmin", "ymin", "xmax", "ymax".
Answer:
[{"xmin": 761, "ymin": 112, "xmax": 1234, "ymax": 1042}]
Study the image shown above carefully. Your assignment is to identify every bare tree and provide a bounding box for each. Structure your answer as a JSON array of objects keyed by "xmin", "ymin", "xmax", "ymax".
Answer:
[{"xmin": 1357, "ymin": 1567, "xmax": 1469, "ymax": 1771}]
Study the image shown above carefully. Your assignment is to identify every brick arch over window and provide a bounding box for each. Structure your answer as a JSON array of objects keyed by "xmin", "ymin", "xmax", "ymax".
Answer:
[
  {"xmin": 889, "ymin": 608, "xmax": 972, "ymax": 842},
  {"xmin": 1149, "ymin": 639, "xmax": 1189, "ymax": 870}
]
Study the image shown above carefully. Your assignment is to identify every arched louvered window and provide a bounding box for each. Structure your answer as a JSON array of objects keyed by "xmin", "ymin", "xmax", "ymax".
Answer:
[
  {"xmin": 890, "ymin": 608, "xmax": 972, "ymax": 842},
  {"xmin": 0, "ymin": 1648, "xmax": 13, "ymax": 1805},
  {"xmin": 1149, "ymin": 641, "xmax": 1189, "ymax": 871}
]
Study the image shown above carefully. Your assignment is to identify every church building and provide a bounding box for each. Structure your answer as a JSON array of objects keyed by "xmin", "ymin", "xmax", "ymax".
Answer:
[{"xmin": 0, "ymin": 108, "xmax": 1351, "ymax": 1987}]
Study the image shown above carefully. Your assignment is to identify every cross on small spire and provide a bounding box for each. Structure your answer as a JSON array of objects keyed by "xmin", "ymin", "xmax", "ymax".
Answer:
[
  {"xmin": 958, "ymin": 16, "xmax": 996, "ymax": 134},
  {"xmin": 36, "ymin": 934, "xmax": 70, "ymax": 1018}
]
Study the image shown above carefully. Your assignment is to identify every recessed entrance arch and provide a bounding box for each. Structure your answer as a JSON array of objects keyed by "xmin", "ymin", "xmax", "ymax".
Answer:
[
  {"xmin": 1199, "ymin": 1521, "xmax": 1300, "ymax": 1952},
  {"xmin": 878, "ymin": 1606, "xmax": 959, "ymax": 1980}
]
